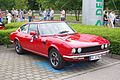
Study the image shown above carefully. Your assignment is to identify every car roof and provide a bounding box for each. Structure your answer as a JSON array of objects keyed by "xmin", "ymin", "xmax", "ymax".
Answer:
[{"xmin": 28, "ymin": 21, "xmax": 64, "ymax": 24}]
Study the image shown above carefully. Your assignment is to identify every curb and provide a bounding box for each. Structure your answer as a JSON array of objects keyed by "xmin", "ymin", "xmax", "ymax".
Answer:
[{"xmin": 105, "ymin": 53, "xmax": 120, "ymax": 60}]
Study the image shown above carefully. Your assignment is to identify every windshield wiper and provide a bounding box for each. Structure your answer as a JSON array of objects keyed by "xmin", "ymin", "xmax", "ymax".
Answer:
[{"xmin": 59, "ymin": 31, "xmax": 69, "ymax": 34}]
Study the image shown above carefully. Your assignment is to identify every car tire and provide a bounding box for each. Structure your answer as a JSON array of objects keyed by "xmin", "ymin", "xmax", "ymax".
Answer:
[
  {"xmin": 49, "ymin": 48, "xmax": 65, "ymax": 70},
  {"xmin": 15, "ymin": 40, "xmax": 24, "ymax": 55}
]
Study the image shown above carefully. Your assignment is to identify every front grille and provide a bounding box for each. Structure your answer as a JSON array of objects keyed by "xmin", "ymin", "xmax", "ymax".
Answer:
[{"xmin": 81, "ymin": 45, "xmax": 102, "ymax": 53}]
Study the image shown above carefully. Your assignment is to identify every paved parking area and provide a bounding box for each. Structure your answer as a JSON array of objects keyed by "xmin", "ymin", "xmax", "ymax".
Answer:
[{"xmin": 0, "ymin": 48, "xmax": 120, "ymax": 80}]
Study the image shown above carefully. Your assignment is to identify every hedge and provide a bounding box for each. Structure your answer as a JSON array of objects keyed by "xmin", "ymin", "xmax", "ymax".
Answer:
[
  {"xmin": 0, "ymin": 22, "xmax": 25, "ymax": 45},
  {"xmin": 0, "ymin": 22, "xmax": 120, "ymax": 55},
  {"xmin": 0, "ymin": 28, "xmax": 17, "ymax": 45},
  {"xmin": 5, "ymin": 22, "xmax": 25, "ymax": 29}
]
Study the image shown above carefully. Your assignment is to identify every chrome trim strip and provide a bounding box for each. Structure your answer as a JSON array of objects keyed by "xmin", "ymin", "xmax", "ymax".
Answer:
[{"xmin": 63, "ymin": 50, "xmax": 109, "ymax": 59}]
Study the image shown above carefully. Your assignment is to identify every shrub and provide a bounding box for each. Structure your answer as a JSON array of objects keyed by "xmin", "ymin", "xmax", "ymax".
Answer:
[
  {"xmin": 0, "ymin": 28, "xmax": 17, "ymax": 45},
  {"xmin": 5, "ymin": 22, "xmax": 25, "ymax": 29}
]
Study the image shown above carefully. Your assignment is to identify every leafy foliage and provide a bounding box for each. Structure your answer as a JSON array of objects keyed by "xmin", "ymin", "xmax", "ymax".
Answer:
[
  {"xmin": 5, "ymin": 22, "xmax": 25, "ymax": 29},
  {"xmin": 105, "ymin": 0, "xmax": 120, "ymax": 13}
]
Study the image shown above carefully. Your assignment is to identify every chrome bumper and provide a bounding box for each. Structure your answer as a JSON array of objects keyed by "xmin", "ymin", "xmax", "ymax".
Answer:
[
  {"xmin": 10, "ymin": 40, "xmax": 14, "ymax": 43},
  {"xmin": 63, "ymin": 50, "xmax": 109, "ymax": 60}
]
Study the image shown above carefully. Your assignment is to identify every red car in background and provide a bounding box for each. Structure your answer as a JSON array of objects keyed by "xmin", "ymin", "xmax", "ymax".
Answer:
[
  {"xmin": 0, "ymin": 22, "xmax": 4, "ymax": 30},
  {"xmin": 10, "ymin": 21, "xmax": 110, "ymax": 69}
]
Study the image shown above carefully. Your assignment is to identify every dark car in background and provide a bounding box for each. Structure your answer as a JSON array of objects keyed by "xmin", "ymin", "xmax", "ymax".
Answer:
[{"xmin": 115, "ymin": 15, "xmax": 120, "ymax": 27}]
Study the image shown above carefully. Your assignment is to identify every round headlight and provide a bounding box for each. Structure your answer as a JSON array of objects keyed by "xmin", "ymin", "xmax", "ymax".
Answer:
[
  {"xmin": 101, "ymin": 45, "xmax": 104, "ymax": 49},
  {"xmin": 105, "ymin": 44, "xmax": 108, "ymax": 48},
  {"xmin": 72, "ymin": 48, "xmax": 76, "ymax": 54},
  {"xmin": 78, "ymin": 48, "xmax": 82, "ymax": 53}
]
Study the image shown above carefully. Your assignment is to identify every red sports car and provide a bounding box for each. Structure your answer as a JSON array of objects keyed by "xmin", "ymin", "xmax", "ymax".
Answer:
[{"xmin": 10, "ymin": 21, "xmax": 110, "ymax": 69}]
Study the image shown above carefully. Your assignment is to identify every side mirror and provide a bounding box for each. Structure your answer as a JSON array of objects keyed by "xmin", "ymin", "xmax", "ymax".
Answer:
[{"xmin": 30, "ymin": 31, "xmax": 36, "ymax": 35}]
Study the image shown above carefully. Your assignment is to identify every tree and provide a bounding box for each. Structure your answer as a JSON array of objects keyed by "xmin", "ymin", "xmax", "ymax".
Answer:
[
  {"xmin": 0, "ymin": 0, "xmax": 15, "ymax": 10},
  {"xmin": 14, "ymin": 0, "xmax": 28, "ymax": 10},
  {"xmin": 36, "ymin": 0, "xmax": 82, "ymax": 21},
  {"xmin": 28, "ymin": 0, "xmax": 39, "ymax": 10},
  {"xmin": 105, "ymin": 0, "xmax": 120, "ymax": 13}
]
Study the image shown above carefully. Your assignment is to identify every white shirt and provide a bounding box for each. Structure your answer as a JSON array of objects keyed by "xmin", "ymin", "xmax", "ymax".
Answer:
[
  {"xmin": 50, "ymin": 10, "xmax": 54, "ymax": 17},
  {"xmin": 109, "ymin": 12, "xmax": 115, "ymax": 21},
  {"xmin": 7, "ymin": 13, "xmax": 12, "ymax": 19},
  {"xmin": 61, "ymin": 10, "xmax": 65, "ymax": 18},
  {"xmin": 43, "ymin": 10, "xmax": 47, "ymax": 17}
]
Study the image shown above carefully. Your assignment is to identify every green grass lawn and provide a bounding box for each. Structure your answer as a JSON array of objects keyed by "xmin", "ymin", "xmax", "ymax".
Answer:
[{"xmin": 54, "ymin": 15, "xmax": 82, "ymax": 23}]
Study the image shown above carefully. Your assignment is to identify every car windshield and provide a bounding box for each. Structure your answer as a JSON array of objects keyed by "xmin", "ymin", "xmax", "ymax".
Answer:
[{"xmin": 39, "ymin": 22, "xmax": 75, "ymax": 36}]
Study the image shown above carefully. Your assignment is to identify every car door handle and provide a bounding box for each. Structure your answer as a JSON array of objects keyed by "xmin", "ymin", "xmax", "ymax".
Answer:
[{"xmin": 25, "ymin": 36, "xmax": 28, "ymax": 38}]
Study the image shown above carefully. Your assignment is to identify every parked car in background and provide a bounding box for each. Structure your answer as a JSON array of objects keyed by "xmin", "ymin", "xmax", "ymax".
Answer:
[
  {"xmin": 115, "ymin": 15, "xmax": 120, "ymax": 27},
  {"xmin": 10, "ymin": 21, "xmax": 110, "ymax": 69},
  {"xmin": 0, "ymin": 22, "xmax": 4, "ymax": 30}
]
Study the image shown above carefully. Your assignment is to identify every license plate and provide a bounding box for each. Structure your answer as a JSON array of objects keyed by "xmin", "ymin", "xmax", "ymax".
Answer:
[{"xmin": 89, "ymin": 55, "xmax": 101, "ymax": 61}]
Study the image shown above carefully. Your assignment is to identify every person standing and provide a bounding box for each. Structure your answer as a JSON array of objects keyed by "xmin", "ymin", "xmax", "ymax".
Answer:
[
  {"xmin": 47, "ymin": 9, "xmax": 51, "ymax": 20},
  {"xmin": 43, "ymin": 9, "xmax": 47, "ymax": 21},
  {"xmin": 60, "ymin": 9, "xmax": 65, "ymax": 21},
  {"xmin": 15, "ymin": 9, "xmax": 19, "ymax": 21},
  {"xmin": 50, "ymin": 8, "xmax": 54, "ymax": 20},
  {"xmin": 11, "ymin": 8, "xmax": 15, "ymax": 22},
  {"xmin": 23, "ymin": 9, "xmax": 27, "ymax": 21},
  {"xmin": 19, "ymin": 9, "xmax": 24, "ymax": 22},
  {"xmin": 0, "ymin": 9, "xmax": 3, "ymax": 23},
  {"xmin": 7, "ymin": 11, "xmax": 12, "ymax": 23},
  {"xmin": 28, "ymin": 10, "xmax": 33, "ymax": 22},
  {"xmin": 109, "ymin": 11, "xmax": 116, "ymax": 28},
  {"xmin": 103, "ymin": 11, "xmax": 109, "ymax": 28}
]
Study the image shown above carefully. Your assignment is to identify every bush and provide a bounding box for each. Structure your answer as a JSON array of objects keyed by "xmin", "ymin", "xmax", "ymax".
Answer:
[
  {"xmin": 0, "ymin": 28, "xmax": 17, "ymax": 45},
  {"xmin": 5, "ymin": 22, "xmax": 25, "ymax": 29}
]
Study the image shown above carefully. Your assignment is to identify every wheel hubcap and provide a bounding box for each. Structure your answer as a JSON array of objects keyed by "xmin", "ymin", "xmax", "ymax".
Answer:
[
  {"xmin": 15, "ymin": 42, "xmax": 21, "ymax": 52},
  {"xmin": 50, "ymin": 52, "xmax": 59, "ymax": 67}
]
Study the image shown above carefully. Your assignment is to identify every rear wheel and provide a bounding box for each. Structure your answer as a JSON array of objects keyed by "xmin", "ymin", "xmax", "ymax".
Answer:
[
  {"xmin": 49, "ymin": 48, "xmax": 65, "ymax": 70},
  {"xmin": 15, "ymin": 40, "xmax": 24, "ymax": 54}
]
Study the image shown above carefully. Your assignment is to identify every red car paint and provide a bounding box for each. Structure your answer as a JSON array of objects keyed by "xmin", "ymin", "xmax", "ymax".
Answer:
[{"xmin": 10, "ymin": 21, "xmax": 110, "ymax": 69}]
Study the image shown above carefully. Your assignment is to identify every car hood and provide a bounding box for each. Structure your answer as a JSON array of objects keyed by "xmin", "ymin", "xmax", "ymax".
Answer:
[{"xmin": 55, "ymin": 33, "xmax": 109, "ymax": 48}]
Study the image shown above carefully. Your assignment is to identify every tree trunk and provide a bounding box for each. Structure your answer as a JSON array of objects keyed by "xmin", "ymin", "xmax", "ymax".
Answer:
[{"xmin": 74, "ymin": 10, "xmax": 80, "ymax": 21}]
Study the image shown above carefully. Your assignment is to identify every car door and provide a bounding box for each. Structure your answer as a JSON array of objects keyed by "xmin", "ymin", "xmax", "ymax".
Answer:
[
  {"xmin": 26, "ymin": 23, "xmax": 39, "ymax": 51},
  {"xmin": 18, "ymin": 24, "xmax": 30, "ymax": 49},
  {"xmin": 33, "ymin": 23, "xmax": 48, "ymax": 56}
]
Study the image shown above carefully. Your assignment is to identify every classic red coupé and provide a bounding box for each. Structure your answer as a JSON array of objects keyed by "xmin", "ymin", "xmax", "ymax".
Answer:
[{"xmin": 10, "ymin": 21, "xmax": 110, "ymax": 69}]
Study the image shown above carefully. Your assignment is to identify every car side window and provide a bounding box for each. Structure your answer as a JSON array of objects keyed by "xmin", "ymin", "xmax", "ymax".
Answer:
[
  {"xmin": 20, "ymin": 24, "xmax": 29, "ymax": 34},
  {"xmin": 28, "ymin": 24, "xmax": 38, "ymax": 34}
]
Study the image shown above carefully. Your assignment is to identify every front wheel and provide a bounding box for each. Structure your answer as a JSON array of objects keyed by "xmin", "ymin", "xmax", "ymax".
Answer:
[
  {"xmin": 15, "ymin": 40, "xmax": 24, "ymax": 55},
  {"xmin": 49, "ymin": 48, "xmax": 65, "ymax": 70}
]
